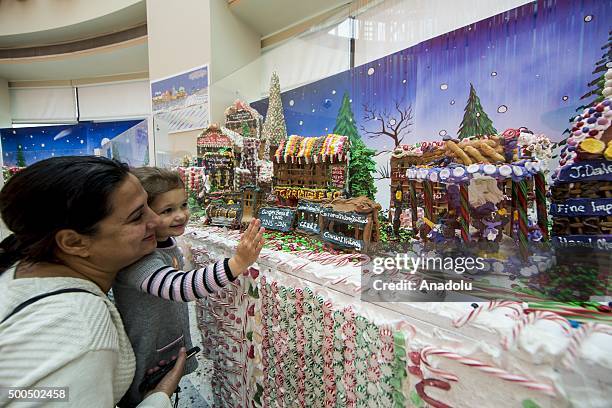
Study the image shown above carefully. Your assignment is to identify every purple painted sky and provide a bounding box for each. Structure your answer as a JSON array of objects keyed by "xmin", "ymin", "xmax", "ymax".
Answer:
[{"xmin": 252, "ymin": 0, "xmax": 611, "ymax": 151}]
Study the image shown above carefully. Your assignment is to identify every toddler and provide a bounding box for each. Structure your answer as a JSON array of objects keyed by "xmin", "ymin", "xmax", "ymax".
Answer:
[{"xmin": 112, "ymin": 167, "xmax": 264, "ymax": 407}]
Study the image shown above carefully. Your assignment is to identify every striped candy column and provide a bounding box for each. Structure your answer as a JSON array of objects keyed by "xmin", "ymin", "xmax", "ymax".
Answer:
[
  {"xmin": 516, "ymin": 179, "xmax": 530, "ymax": 260},
  {"xmin": 423, "ymin": 181, "xmax": 434, "ymax": 237},
  {"xmin": 409, "ymin": 180, "xmax": 418, "ymax": 231},
  {"xmin": 534, "ymin": 172, "xmax": 549, "ymax": 241},
  {"xmin": 459, "ymin": 184, "xmax": 470, "ymax": 242}
]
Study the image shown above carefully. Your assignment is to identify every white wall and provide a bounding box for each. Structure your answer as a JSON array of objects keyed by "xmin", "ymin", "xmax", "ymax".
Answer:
[
  {"xmin": 209, "ymin": 0, "xmax": 261, "ymax": 123},
  {"xmin": 146, "ymin": 0, "xmax": 213, "ymax": 163},
  {"xmin": 146, "ymin": 0, "xmax": 211, "ymax": 82}
]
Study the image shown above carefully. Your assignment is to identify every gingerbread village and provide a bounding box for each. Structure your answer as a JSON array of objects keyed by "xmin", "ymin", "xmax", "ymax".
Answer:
[{"xmin": 178, "ymin": 71, "xmax": 612, "ymax": 299}]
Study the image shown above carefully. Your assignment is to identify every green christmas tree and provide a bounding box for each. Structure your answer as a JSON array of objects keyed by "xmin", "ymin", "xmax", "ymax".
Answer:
[
  {"xmin": 241, "ymin": 122, "xmax": 251, "ymax": 138},
  {"xmin": 457, "ymin": 83, "xmax": 497, "ymax": 139},
  {"xmin": 579, "ymin": 30, "xmax": 611, "ymax": 109},
  {"xmin": 262, "ymin": 72, "xmax": 288, "ymax": 145},
  {"xmin": 334, "ymin": 93, "xmax": 377, "ymax": 200},
  {"xmin": 16, "ymin": 144, "xmax": 26, "ymax": 167}
]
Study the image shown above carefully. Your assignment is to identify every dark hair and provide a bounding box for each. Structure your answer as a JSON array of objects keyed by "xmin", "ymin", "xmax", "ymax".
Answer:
[
  {"xmin": 0, "ymin": 156, "xmax": 130, "ymax": 270},
  {"xmin": 130, "ymin": 167, "xmax": 184, "ymax": 206}
]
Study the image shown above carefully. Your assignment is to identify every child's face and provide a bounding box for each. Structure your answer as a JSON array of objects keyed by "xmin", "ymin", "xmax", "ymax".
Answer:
[{"xmin": 150, "ymin": 188, "xmax": 190, "ymax": 240}]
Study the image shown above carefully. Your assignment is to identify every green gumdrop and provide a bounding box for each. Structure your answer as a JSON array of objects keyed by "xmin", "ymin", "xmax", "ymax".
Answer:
[
  {"xmin": 522, "ymin": 399, "xmax": 541, "ymax": 408},
  {"xmin": 246, "ymin": 331, "xmax": 253, "ymax": 341},
  {"xmin": 393, "ymin": 331, "xmax": 406, "ymax": 346}
]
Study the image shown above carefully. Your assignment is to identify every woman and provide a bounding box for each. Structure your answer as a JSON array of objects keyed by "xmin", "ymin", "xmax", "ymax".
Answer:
[{"xmin": 0, "ymin": 156, "xmax": 185, "ymax": 408}]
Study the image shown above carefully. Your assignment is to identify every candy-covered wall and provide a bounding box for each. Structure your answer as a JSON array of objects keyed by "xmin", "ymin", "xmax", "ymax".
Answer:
[
  {"xmin": 251, "ymin": 0, "xmax": 612, "ymax": 208},
  {"xmin": 0, "ymin": 120, "xmax": 142, "ymax": 167}
]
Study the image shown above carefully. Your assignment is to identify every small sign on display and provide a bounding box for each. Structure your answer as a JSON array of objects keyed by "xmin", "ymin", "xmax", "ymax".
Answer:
[{"xmin": 258, "ymin": 207, "xmax": 296, "ymax": 232}]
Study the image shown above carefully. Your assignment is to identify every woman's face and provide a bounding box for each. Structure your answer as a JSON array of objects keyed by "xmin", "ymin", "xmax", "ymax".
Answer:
[{"xmin": 86, "ymin": 174, "xmax": 160, "ymax": 272}]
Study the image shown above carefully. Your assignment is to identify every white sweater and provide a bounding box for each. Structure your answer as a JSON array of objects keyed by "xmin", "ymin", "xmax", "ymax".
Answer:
[{"xmin": 0, "ymin": 266, "xmax": 172, "ymax": 408}]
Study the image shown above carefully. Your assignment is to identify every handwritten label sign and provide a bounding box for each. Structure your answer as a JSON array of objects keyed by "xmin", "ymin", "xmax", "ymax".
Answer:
[
  {"xmin": 258, "ymin": 207, "xmax": 295, "ymax": 232},
  {"xmin": 391, "ymin": 170, "xmax": 407, "ymax": 181},
  {"xmin": 204, "ymin": 155, "xmax": 233, "ymax": 167},
  {"xmin": 552, "ymin": 235, "xmax": 612, "ymax": 250},
  {"xmin": 297, "ymin": 220, "xmax": 319, "ymax": 234},
  {"xmin": 297, "ymin": 200, "xmax": 321, "ymax": 214},
  {"xmin": 551, "ymin": 198, "xmax": 612, "ymax": 216},
  {"xmin": 226, "ymin": 110, "xmax": 254, "ymax": 122},
  {"xmin": 321, "ymin": 209, "xmax": 368, "ymax": 225},
  {"xmin": 322, "ymin": 231, "xmax": 364, "ymax": 251},
  {"xmin": 331, "ymin": 165, "xmax": 346, "ymax": 189},
  {"xmin": 556, "ymin": 160, "xmax": 612, "ymax": 182}
]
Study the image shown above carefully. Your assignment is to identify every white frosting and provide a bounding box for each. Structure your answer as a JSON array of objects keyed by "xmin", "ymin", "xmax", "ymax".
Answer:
[{"xmin": 181, "ymin": 225, "xmax": 612, "ymax": 408}]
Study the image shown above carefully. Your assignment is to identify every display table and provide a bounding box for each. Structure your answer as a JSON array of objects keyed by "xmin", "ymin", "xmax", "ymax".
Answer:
[{"xmin": 181, "ymin": 226, "xmax": 611, "ymax": 408}]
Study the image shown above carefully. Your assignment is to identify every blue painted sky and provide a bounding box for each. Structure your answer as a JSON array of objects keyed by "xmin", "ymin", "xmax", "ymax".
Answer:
[
  {"xmin": 1, "ymin": 120, "xmax": 142, "ymax": 167},
  {"xmin": 252, "ymin": 0, "xmax": 611, "ymax": 151}
]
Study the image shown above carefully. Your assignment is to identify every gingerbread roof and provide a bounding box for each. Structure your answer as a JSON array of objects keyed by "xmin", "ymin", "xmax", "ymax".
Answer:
[
  {"xmin": 197, "ymin": 124, "xmax": 243, "ymax": 149},
  {"xmin": 274, "ymin": 134, "xmax": 349, "ymax": 163}
]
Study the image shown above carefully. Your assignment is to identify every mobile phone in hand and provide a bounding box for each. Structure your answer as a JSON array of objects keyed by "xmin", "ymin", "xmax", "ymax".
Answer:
[{"xmin": 138, "ymin": 346, "xmax": 201, "ymax": 393}]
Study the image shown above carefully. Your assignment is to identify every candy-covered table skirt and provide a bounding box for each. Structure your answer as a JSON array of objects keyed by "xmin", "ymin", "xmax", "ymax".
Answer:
[{"xmin": 181, "ymin": 226, "xmax": 611, "ymax": 408}]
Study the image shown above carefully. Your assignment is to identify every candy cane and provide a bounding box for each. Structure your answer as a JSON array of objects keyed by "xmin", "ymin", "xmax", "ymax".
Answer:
[
  {"xmin": 453, "ymin": 301, "xmax": 524, "ymax": 328},
  {"xmin": 420, "ymin": 347, "xmax": 556, "ymax": 396},
  {"xmin": 502, "ymin": 310, "xmax": 571, "ymax": 350},
  {"xmin": 415, "ymin": 379, "xmax": 452, "ymax": 408},
  {"xmin": 563, "ymin": 323, "xmax": 612, "ymax": 368}
]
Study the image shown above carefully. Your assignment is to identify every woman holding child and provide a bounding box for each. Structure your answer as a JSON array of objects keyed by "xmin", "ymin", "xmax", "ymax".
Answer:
[{"xmin": 0, "ymin": 156, "xmax": 263, "ymax": 407}]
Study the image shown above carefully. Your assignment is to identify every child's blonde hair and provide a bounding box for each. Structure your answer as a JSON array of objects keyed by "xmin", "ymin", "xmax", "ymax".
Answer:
[{"xmin": 130, "ymin": 167, "xmax": 185, "ymax": 205}]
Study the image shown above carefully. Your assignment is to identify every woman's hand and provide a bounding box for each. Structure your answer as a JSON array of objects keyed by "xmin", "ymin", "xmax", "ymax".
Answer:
[
  {"xmin": 145, "ymin": 347, "xmax": 187, "ymax": 398},
  {"xmin": 229, "ymin": 219, "xmax": 265, "ymax": 278}
]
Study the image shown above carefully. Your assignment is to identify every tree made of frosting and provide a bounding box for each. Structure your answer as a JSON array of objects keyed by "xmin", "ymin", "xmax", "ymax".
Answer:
[
  {"xmin": 262, "ymin": 72, "xmax": 288, "ymax": 146},
  {"xmin": 579, "ymin": 29, "xmax": 611, "ymax": 109},
  {"xmin": 334, "ymin": 93, "xmax": 377, "ymax": 200},
  {"xmin": 458, "ymin": 83, "xmax": 497, "ymax": 139}
]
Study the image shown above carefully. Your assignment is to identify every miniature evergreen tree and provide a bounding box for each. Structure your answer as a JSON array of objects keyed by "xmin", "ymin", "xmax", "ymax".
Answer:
[
  {"xmin": 16, "ymin": 144, "xmax": 26, "ymax": 167},
  {"xmin": 262, "ymin": 72, "xmax": 288, "ymax": 145},
  {"xmin": 579, "ymin": 30, "xmax": 611, "ymax": 109},
  {"xmin": 458, "ymin": 83, "xmax": 497, "ymax": 139},
  {"xmin": 241, "ymin": 122, "xmax": 251, "ymax": 138},
  {"xmin": 334, "ymin": 93, "xmax": 377, "ymax": 200}
]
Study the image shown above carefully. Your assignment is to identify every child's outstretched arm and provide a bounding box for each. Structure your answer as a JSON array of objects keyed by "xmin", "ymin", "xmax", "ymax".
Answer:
[{"xmin": 138, "ymin": 219, "xmax": 265, "ymax": 302}]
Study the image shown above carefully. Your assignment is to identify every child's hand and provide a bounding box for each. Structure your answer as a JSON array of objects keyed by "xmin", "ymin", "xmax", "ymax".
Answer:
[{"xmin": 229, "ymin": 219, "xmax": 265, "ymax": 278}]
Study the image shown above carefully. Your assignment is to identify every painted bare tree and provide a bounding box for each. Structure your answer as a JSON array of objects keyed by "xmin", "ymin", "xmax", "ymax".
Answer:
[
  {"xmin": 361, "ymin": 99, "xmax": 414, "ymax": 148},
  {"xmin": 374, "ymin": 163, "xmax": 390, "ymax": 181}
]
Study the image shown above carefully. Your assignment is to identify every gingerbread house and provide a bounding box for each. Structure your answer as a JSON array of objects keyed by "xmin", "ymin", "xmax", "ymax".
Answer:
[
  {"xmin": 273, "ymin": 134, "xmax": 349, "ymax": 206},
  {"xmin": 197, "ymin": 124, "xmax": 242, "ymax": 192},
  {"xmin": 551, "ymin": 97, "xmax": 612, "ymax": 242},
  {"xmin": 403, "ymin": 130, "xmax": 553, "ymax": 259},
  {"xmin": 224, "ymin": 100, "xmax": 263, "ymax": 140}
]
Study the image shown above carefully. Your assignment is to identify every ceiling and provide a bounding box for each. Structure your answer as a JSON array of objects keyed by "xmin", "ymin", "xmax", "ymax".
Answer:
[
  {"xmin": 0, "ymin": 2, "xmax": 147, "ymax": 49},
  {"xmin": 0, "ymin": 40, "xmax": 148, "ymax": 81},
  {"xmin": 228, "ymin": 0, "xmax": 350, "ymax": 38}
]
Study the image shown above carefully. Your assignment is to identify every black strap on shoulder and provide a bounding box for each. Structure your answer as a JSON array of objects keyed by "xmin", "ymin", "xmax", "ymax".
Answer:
[{"xmin": 1, "ymin": 288, "xmax": 97, "ymax": 324}]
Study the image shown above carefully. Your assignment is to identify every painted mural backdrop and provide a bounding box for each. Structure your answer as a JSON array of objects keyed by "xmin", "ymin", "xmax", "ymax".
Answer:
[
  {"xmin": 151, "ymin": 64, "xmax": 209, "ymax": 133},
  {"xmin": 0, "ymin": 120, "xmax": 142, "ymax": 167},
  {"xmin": 251, "ymin": 0, "xmax": 612, "ymax": 207}
]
